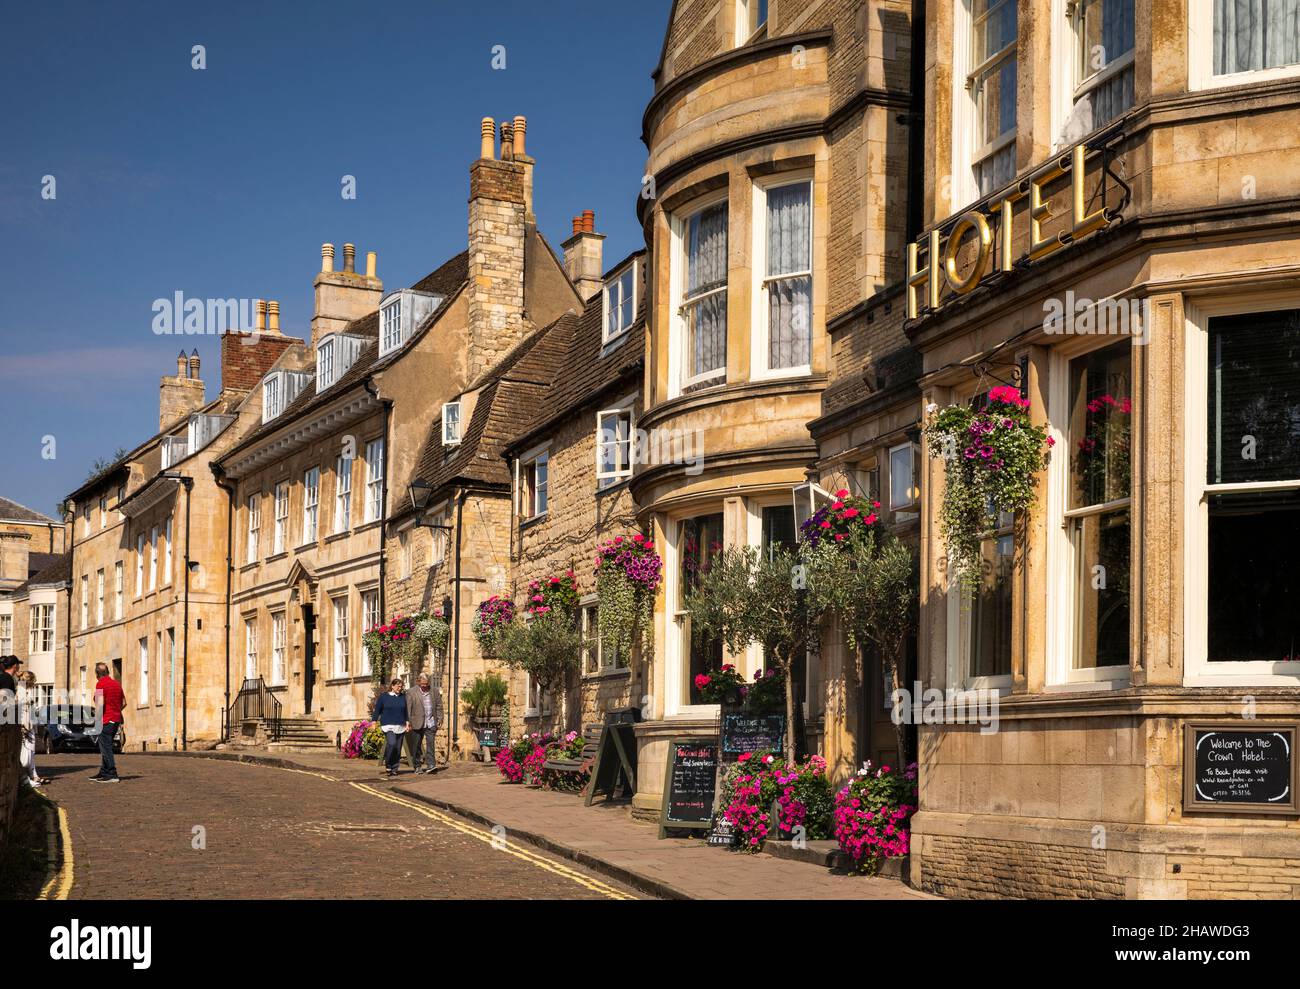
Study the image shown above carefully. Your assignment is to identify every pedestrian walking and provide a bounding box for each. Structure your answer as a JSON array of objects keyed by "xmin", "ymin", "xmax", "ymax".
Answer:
[
  {"xmin": 90, "ymin": 661, "xmax": 125, "ymax": 782},
  {"xmin": 405, "ymin": 673, "xmax": 438, "ymax": 773},
  {"xmin": 0, "ymin": 654, "xmax": 19, "ymax": 697},
  {"xmin": 18, "ymin": 671, "xmax": 48, "ymax": 788},
  {"xmin": 372, "ymin": 677, "xmax": 408, "ymax": 777}
]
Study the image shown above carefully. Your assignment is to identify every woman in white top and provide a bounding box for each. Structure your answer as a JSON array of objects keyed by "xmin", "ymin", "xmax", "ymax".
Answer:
[{"xmin": 17, "ymin": 671, "xmax": 47, "ymax": 788}]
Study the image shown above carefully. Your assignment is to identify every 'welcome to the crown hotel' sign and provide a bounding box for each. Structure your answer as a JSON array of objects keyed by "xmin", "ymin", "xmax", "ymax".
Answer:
[{"xmin": 907, "ymin": 144, "xmax": 1120, "ymax": 320}]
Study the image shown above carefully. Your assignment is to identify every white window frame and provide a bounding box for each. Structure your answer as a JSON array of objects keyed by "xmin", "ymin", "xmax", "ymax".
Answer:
[
  {"xmin": 244, "ymin": 616, "xmax": 258, "ymax": 681},
  {"xmin": 596, "ymin": 398, "xmax": 636, "ymax": 488},
  {"xmin": 148, "ymin": 525, "xmax": 158, "ymax": 592},
  {"xmin": 96, "ymin": 569, "xmax": 105, "ymax": 625},
  {"xmin": 332, "ymin": 593, "xmax": 350, "ymax": 677},
  {"xmin": 163, "ymin": 515, "xmax": 173, "ymax": 585},
  {"xmin": 952, "ymin": 0, "xmax": 1018, "ymax": 209},
  {"xmin": 669, "ymin": 195, "xmax": 730, "ymax": 397},
  {"xmin": 428, "ymin": 505, "xmax": 450, "ymax": 567},
  {"xmin": 889, "ymin": 442, "xmax": 921, "ymax": 512},
  {"xmin": 1050, "ymin": 0, "xmax": 1136, "ymax": 147},
  {"xmin": 602, "ymin": 259, "xmax": 639, "ymax": 346},
  {"xmin": 99, "ymin": 495, "xmax": 107, "ymax": 529},
  {"xmin": 442, "ymin": 402, "xmax": 463, "ymax": 447},
  {"xmin": 302, "ymin": 468, "xmax": 320, "ymax": 543},
  {"xmin": 517, "ymin": 445, "xmax": 550, "ymax": 520},
  {"xmin": 263, "ymin": 375, "xmax": 282, "ymax": 421},
  {"xmin": 80, "ymin": 574, "xmax": 89, "ymax": 630},
  {"xmin": 1045, "ymin": 338, "xmax": 1134, "ymax": 688},
  {"xmin": 114, "ymin": 561, "xmax": 123, "ymax": 620},
  {"xmin": 247, "ymin": 493, "xmax": 261, "ymax": 563},
  {"xmin": 135, "ymin": 533, "xmax": 145, "ymax": 596},
  {"xmin": 365, "ymin": 439, "xmax": 385, "ymax": 523},
  {"xmin": 361, "ymin": 590, "xmax": 380, "ymax": 676},
  {"xmin": 751, "ymin": 174, "xmax": 814, "ymax": 380},
  {"xmin": 167, "ymin": 628, "xmax": 176, "ymax": 704},
  {"xmin": 662, "ymin": 514, "xmax": 724, "ymax": 720},
  {"xmin": 0, "ymin": 614, "xmax": 11, "ymax": 655},
  {"xmin": 316, "ymin": 336, "xmax": 336, "ymax": 392},
  {"xmin": 335, "ymin": 455, "xmax": 352, "ymax": 533},
  {"xmin": 274, "ymin": 482, "xmax": 290, "ymax": 554},
  {"xmin": 156, "ymin": 630, "xmax": 165, "ymax": 704},
  {"xmin": 271, "ymin": 611, "xmax": 286, "ymax": 685},
  {"xmin": 380, "ymin": 297, "xmax": 404, "ymax": 355},
  {"xmin": 736, "ymin": 0, "xmax": 769, "ymax": 44},
  {"xmin": 30, "ymin": 604, "xmax": 54, "ymax": 654},
  {"xmin": 1183, "ymin": 292, "xmax": 1300, "ymax": 685},
  {"xmin": 1188, "ymin": 0, "xmax": 1300, "ymax": 90},
  {"xmin": 139, "ymin": 636, "xmax": 149, "ymax": 702}
]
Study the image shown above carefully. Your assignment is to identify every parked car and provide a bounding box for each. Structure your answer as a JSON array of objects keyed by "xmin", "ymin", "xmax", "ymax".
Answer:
[{"xmin": 35, "ymin": 705, "xmax": 126, "ymax": 754}]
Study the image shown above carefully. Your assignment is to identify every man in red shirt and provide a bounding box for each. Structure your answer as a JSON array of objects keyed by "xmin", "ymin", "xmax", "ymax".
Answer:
[{"xmin": 92, "ymin": 662, "xmax": 125, "ymax": 783}]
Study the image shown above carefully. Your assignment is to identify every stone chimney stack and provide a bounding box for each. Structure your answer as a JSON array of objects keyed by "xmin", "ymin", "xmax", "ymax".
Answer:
[
  {"xmin": 0, "ymin": 530, "xmax": 32, "ymax": 592},
  {"xmin": 562, "ymin": 210, "xmax": 605, "ymax": 302},
  {"xmin": 160, "ymin": 350, "xmax": 206, "ymax": 429},
  {"xmin": 312, "ymin": 242, "xmax": 383, "ymax": 348},
  {"xmin": 467, "ymin": 114, "xmax": 530, "ymax": 381}
]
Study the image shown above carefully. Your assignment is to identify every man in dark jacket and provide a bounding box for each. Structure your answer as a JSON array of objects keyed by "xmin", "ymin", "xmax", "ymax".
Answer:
[
  {"xmin": 0, "ymin": 655, "xmax": 19, "ymax": 726},
  {"xmin": 91, "ymin": 662, "xmax": 125, "ymax": 782},
  {"xmin": 372, "ymin": 677, "xmax": 408, "ymax": 777}
]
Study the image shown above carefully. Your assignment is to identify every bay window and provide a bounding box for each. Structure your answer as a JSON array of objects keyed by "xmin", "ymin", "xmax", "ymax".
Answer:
[
  {"xmin": 679, "ymin": 201, "xmax": 728, "ymax": 388},
  {"xmin": 0, "ymin": 615, "xmax": 10, "ymax": 654},
  {"xmin": 1213, "ymin": 0, "xmax": 1300, "ymax": 76},
  {"xmin": 30, "ymin": 604, "xmax": 53, "ymax": 654},
  {"xmin": 758, "ymin": 179, "xmax": 813, "ymax": 376},
  {"xmin": 1070, "ymin": 0, "xmax": 1134, "ymax": 130}
]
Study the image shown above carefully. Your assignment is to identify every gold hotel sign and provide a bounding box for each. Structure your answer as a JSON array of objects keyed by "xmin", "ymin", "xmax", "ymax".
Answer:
[{"xmin": 907, "ymin": 144, "xmax": 1118, "ymax": 320}]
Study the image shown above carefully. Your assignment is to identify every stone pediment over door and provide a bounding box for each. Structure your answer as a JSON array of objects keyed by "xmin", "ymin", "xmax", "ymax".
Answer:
[{"xmin": 284, "ymin": 558, "xmax": 318, "ymax": 608}]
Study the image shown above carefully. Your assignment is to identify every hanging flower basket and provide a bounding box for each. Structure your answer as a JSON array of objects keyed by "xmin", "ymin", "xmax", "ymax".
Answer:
[
  {"xmin": 526, "ymin": 571, "xmax": 580, "ymax": 619},
  {"xmin": 364, "ymin": 609, "xmax": 445, "ymax": 684},
  {"xmin": 923, "ymin": 385, "xmax": 1053, "ymax": 587},
  {"xmin": 472, "ymin": 596, "xmax": 516, "ymax": 657},
  {"xmin": 594, "ymin": 533, "xmax": 662, "ymax": 661}
]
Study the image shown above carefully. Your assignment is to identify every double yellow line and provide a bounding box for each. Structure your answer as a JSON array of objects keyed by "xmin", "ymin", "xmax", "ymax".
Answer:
[
  {"xmin": 38, "ymin": 805, "xmax": 74, "ymax": 901},
  {"xmin": 350, "ymin": 782, "xmax": 637, "ymax": 900}
]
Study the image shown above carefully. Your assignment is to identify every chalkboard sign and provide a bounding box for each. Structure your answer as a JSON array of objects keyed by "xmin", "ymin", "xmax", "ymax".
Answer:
[
  {"xmin": 721, "ymin": 712, "xmax": 786, "ymax": 757},
  {"xmin": 706, "ymin": 815, "xmax": 737, "ymax": 847},
  {"xmin": 1184, "ymin": 723, "xmax": 1299, "ymax": 815},
  {"xmin": 584, "ymin": 723, "xmax": 637, "ymax": 806},
  {"xmin": 659, "ymin": 739, "xmax": 719, "ymax": 838},
  {"xmin": 475, "ymin": 724, "xmax": 504, "ymax": 749}
]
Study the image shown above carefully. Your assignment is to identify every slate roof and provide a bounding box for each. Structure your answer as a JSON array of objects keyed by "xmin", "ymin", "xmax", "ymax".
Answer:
[
  {"xmin": 6, "ymin": 550, "xmax": 72, "ymax": 597},
  {"xmin": 504, "ymin": 251, "xmax": 647, "ymax": 457},
  {"xmin": 0, "ymin": 497, "xmax": 56, "ymax": 524},
  {"xmin": 402, "ymin": 312, "xmax": 579, "ymax": 514},
  {"xmin": 219, "ymin": 251, "xmax": 469, "ymax": 462}
]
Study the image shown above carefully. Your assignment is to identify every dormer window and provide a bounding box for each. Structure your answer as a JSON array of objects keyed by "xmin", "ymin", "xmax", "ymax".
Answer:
[
  {"xmin": 379, "ymin": 289, "xmax": 443, "ymax": 357},
  {"xmin": 262, "ymin": 370, "xmax": 312, "ymax": 423},
  {"xmin": 603, "ymin": 260, "xmax": 638, "ymax": 345},
  {"xmin": 264, "ymin": 376, "xmax": 281, "ymax": 421},
  {"xmin": 381, "ymin": 298, "xmax": 403, "ymax": 354},
  {"xmin": 317, "ymin": 337, "xmax": 336, "ymax": 391},
  {"xmin": 442, "ymin": 402, "xmax": 462, "ymax": 446}
]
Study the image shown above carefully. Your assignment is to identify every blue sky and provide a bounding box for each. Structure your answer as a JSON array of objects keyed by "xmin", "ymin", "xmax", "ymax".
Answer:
[{"xmin": 0, "ymin": 0, "xmax": 665, "ymax": 519}]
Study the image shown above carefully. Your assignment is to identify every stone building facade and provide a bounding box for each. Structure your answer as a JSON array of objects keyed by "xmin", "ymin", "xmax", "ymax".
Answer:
[
  {"xmin": 61, "ymin": 329, "xmax": 294, "ymax": 748},
  {"xmin": 901, "ymin": 0, "xmax": 1300, "ymax": 898},
  {"xmin": 630, "ymin": 0, "xmax": 915, "ymax": 821}
]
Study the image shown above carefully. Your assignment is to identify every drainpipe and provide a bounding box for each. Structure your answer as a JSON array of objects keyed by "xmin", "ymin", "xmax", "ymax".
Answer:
[
  {"xmin": 448, "ymin": 487, "xmax": 467, "ymax": 761},
  {"xmin": 62, "ymin": 502, "xmax": 74, "ymax": 698},
  {"xmin": 363, "ymin": 378, "xmax": 392, "ymax": 621},
  {"xmin": 178, "ymin": 477, "xmax": 193, "ymax": 750},
  {"xmin": 212, "ymin": 463, "xmax": 235, "ymax": 742}
]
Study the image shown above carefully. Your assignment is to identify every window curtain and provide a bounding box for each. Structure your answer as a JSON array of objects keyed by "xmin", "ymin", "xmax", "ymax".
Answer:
[
  {"xmin": 766, "ymin": 183, "xmax": 812, "ymax": 369},
  {"xmin": 1215, "ymin": 0, "xmax": 1300, "ymax": 75},
  {"xmin": 687, "ymin": 204, "xmax": 727, "ymax": 378}
]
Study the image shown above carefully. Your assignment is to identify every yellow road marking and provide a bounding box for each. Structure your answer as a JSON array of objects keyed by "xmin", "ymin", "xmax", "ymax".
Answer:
[
  {"xmin": 350, "ymin": 782, "xmax": 636, "ymax": 900},
  {"xmin": 38, "ymin": 805, "xmax": 74, "ymax": 901}
]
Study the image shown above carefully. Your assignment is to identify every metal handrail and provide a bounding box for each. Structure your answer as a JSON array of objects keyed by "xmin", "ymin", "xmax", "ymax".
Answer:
[{"xmin": 227, "ymin": 677, "xmax": 283, "ymax": 741}]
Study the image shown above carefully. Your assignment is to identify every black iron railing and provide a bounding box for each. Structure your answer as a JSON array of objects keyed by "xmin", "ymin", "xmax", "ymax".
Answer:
[{"xmin": 227, "ymin": 677, "xmax": 283, "ymax": 741}]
